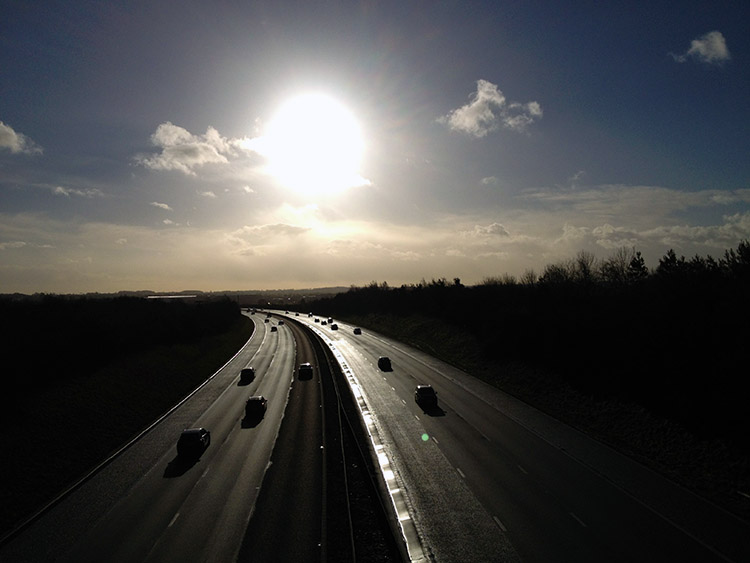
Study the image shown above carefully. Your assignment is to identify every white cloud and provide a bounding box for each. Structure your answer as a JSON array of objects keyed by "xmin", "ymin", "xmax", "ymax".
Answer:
[
  {"xmin": 671, "ymin": 31, "xmax": 731, "ymax": 65},
  {"xmin": 198, "ymin": 190, "xmax": 217, "ymax": 199},
  {"xmin": 150, "ymin": 201, "xmax": 173, "ymax": 211},
  {"xmin": 480, "ymin": 176, "xmax": 499, "ymax": 186},
  {"xmin": 52, "ymin": 186, "xmax": 104, "ymax": 198},
  {"xmin": 438, "ymin": 79, "xmax": 543, "ymax": 137},
  {"xmin": 0, "ymin": 121, "xmax": 43, "ymax": 155},
  {"xmin": 470, "ymin": 222, "xmax": 510, "ymax": 237},
  {"xmin": 136, "ymin": 122, "xmax": 247, "ymax": 175},
  {"xmin": 0, "ymin": 240, "xmax": 27, "ymax": 250}
]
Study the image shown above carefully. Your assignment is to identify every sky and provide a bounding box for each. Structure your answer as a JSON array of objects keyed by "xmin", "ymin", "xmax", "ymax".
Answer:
[{"xmin": 1, "ymin": 1, "xmax": 749, "ymax": 293}]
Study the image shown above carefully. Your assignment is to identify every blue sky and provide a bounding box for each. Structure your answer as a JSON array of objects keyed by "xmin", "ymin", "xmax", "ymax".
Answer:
[{"xmin": 1, "ymin": 1, "xmax": 748, "ymax": 293}]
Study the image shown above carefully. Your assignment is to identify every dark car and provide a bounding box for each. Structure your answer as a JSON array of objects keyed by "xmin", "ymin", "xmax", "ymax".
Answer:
[
  {"xmin": 240, "ymin": 367, "xmax": 256, "ymax": 383},
  {"xmin": 245, "ymin": 395, "xmax": 268, "ymax": 419},
  {"xmin": 353, "ymin": 327, "xmax": 362, "ymax": 335},
  {"xmin": 330, "ymin": 323, "xmax": 338, "ymax": 330},
  {"xmin": 278, "ymin": 320, "xmax": 285, "ymax": 325},
  {"xmin": 270, "ymin": 325, "xmax": 277, "ymax": 332},
  {"xmin": 377, "ymin": 356, "xmax": 392, "ymax": 371},
  {"xmin": 298, "ymin": 362, "xmax": 314, "ymax": 379},
  {"xmin": 415, "ymin": 385, "xmax": 438, "ymax": 408},
  {"xmin": 176, "ymin": 428, "xmax": 211, "ymax": 458}
]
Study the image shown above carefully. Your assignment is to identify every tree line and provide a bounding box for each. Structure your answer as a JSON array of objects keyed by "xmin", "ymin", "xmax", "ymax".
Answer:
[{"xmin": 302, "ymin": 241, "xmax": 750, "ymax": 448}]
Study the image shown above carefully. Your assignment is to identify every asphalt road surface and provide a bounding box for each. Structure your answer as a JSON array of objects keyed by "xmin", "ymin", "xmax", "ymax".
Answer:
[{"xmin": 291, "ymin": 313, "xmax": 750, "ymax": 563}]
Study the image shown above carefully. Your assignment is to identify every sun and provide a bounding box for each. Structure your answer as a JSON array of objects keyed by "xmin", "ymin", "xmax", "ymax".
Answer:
[{"xmin": 263, "ymin": 93, "xmax": 367, "ymax": 197}]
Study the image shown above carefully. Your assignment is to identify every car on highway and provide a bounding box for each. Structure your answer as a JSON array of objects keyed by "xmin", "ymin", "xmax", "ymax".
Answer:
[
  {"xmin": 415, "ymin": 385, "xmax": 438, "ymax": 408},
  {"xmin": 278, "ymin": 320, "xmax": 285, "ymax": 325},
  {"xmin": 264, "ymin": 318, "xmax": 269, "ymax": 323},
  {"xmin": 240, "ymin": 367, "xmax": 256, "ymax": 383},
  {"xmin": 270, "ymin": 326, "xmax": 277, "ymax": 332},
  {"xmin": 321, "ymin": 320, "xmax": 327, "ymax": 325},
  {"xmin": 298, "ymin": 362, "xmax": 314, "ymax": 379},
  {"xmin": 331, "ymin": 323, "xmax": 338, "ymax": 330},
  {"xmin": 314, "ymin": 318, "xmax": 320, "ymax": 323},
  {"xmin": 377, "ymin": 356, "xmax": 392, "ymax": 371},
  {"xmin": 353, "ymin": 327, "xmax": 362, "ymax": 335},
  {"xmin": 176, "ymin": 428, "xmax": 211, "ymax": 458},
  {"xmin": 244, "ymin": 395, "xmax": 268, "ymax": 419}
]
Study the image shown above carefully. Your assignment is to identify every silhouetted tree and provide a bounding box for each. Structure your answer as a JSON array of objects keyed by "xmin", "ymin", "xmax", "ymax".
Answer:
[
  {"xmin": 656, "ymin": 248, "xmax": 687, "ymax": 277},
  {"xmin": 627, "ymin": 250, "xmax": 649, "ymax": 282}
]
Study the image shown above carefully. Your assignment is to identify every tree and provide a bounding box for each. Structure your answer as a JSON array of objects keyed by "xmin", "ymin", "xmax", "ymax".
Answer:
[
  {"xmin": 599, "ymin": 247, "xmax": 634, "ymax": 284},
  {"xmin": 656, "ymin": 249, "xmax": 686, "ymax": 278},
  {"xmin": 626, "ymin": 251, "xmax": 649, "ymax": 282}
]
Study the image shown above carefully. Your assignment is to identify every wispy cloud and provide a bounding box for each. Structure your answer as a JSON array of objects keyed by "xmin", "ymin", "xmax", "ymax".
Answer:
[
  {"xmin": 438, "ymin": 79, "xmax": 543, "ymax": 137},
  {"xmin": 53, "ymin": 186, "xmax": 104, "ymax": 198},
  {"xmin": 671, "ymin": 31, "xmax": 731, "ymax": 65},
  {"xmin": 0, "ymin": 121, "xmax": 43, "ymax": 155},
  {"xmin": 150, "ymin": 201, "xmax": 173, "ymax": 211}
]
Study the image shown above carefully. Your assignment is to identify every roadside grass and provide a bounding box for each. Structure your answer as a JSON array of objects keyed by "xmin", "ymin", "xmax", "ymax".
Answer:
[
  {"xmin": 1, "ymin": 316, "xmax": 254, "ymax": 537},
  {"xmin": 342, "ymin": 312, "xmax": 750, "ymax": 522}
]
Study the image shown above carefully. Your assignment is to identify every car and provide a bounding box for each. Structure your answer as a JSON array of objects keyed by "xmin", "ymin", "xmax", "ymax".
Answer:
[
  {"xmin": 327, "ymin": 317, "xmax": 333, "ymax": 324},
  {"xmin": 270, "ymin": 326, "xmax": 277, "ymax": 332},
  {"xmin": 295, "ymin": 312, "xmax": 299, "ymax": 316},
  {"xmin": 314, "ymin": 318, "xmax": 320, "ymax": 323},
  {"xmin": 240, "ymin": 367, "xmax": 256, "ymax": 383},
  {"xmin": 377, "ymin": 356, "xmax": 391, "ymax": 371},
  {"xmin": 415, "ymin": 385, "xmax": 438, "ymax": 408},
  {"xmin": 298, "ymin": 362, "xmax": 314, "ymax": 379},
  {"xmin": 278, "ymin": 320, "xmax": 284, "ymax": 325},
  {"xmin": 176, "ymin": 427, "xmax": 211, "ymax": 458},
  {"xmin": 330, "ymin": 323, "xmax": 338, "ymax": 330},
  {"xmin": 321, "ymin": 320, "xmax": 327, "ymax": 326},
  {"xmin": 264, "ymin": 318, "xmax": 269, "ymax": 323},
  {"xmin": 245, "ymin": 395, "xmax": 267, "ymax": 418},
  {"xmin": 353, "ymin": 327, "xmax": 362, "ymax": 335}
]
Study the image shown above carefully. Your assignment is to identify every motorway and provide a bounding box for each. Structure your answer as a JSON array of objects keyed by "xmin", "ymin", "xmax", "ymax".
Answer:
[
  {"xmin": 286, "ymin": 313, "xmax": 750, "ymax": 563},
  {"xmin": 3, "ymin": 309, "xmax": 750, "ymax": 562}
]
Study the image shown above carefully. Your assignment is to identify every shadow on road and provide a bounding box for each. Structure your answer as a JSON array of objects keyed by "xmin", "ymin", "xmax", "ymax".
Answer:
[
  {"xmin": 241, "ymin": 415, "xmax": 264, "ymax": 429},
  {"xmin": 420, "ymin": 404, "xmax": 446, "ymax": 417},
  {"xmin": 163, "ymin": 456, "xmax": 200, "ymax": 478}
]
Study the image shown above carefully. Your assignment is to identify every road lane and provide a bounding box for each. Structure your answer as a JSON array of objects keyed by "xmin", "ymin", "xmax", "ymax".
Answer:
[
  {"xmin": 55, "ymin": 317, "xmax": 296, "ymax": 562},
  {"xmin": 290, "ymin": 314, "xmax": 750, "ymax": 562}
]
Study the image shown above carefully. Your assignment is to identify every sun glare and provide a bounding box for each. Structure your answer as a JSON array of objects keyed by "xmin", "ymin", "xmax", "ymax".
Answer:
[{"xmin": 264, "ymin": 93, "xmax": 367, "ymax": 196}]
